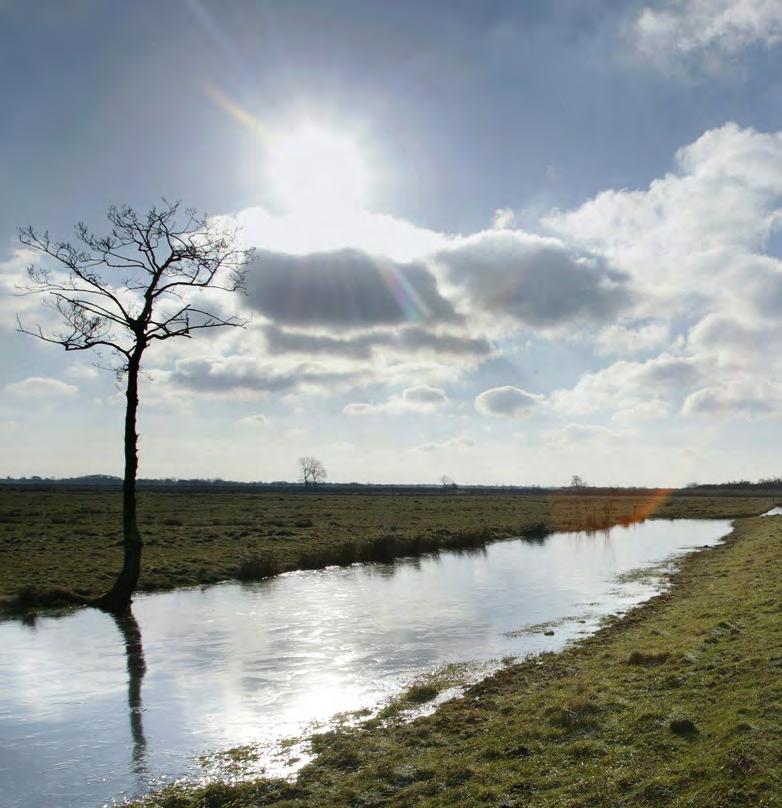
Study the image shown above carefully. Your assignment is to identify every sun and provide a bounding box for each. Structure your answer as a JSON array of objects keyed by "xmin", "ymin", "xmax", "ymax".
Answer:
[{"xmin": 267, "ymin": 124, "xmax": 370, "ymax": 215}]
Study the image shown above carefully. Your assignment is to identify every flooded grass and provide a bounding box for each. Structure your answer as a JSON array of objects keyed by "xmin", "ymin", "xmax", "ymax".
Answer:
[
  {"xmin": 0, "ymin": 489, "xmax": 772, "ymax": 615},
  {"xmin": 130, "ymin": 514, "xmax": 782, "ymax": 807}
]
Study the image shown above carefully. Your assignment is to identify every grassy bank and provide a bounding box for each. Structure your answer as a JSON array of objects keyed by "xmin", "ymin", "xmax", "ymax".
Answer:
[
  {"xmin": 0, "ymin": 488, "xmax": 773, "ymax": 615},
  {"xmin": 135, "ymin": 513, "xmax": 782, "ymax": 807}
]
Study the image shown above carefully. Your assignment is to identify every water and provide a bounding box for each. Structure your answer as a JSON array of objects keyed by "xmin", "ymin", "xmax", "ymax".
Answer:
[
  {"xmin": 0, "ymin": 518, "xmax": 730, "ymax": 808},
  {"xmin": 761, "ymin": 506, "xmax": 782, "ymax": 516}
]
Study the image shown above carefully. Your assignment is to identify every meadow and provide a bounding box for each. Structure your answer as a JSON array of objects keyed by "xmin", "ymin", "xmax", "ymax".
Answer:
[{"xmin": 0, "ymin": 486, "xmax": 773, "ymax": 615}]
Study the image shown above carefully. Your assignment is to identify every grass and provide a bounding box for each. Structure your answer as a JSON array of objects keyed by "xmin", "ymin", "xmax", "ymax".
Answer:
[
  {"xmin": 0, "ymin": 488, "xmax": 773, "ymax": 615},
  {"xmin": 131, "ymin": 513, "xmax": 782, "ymax": 807}
]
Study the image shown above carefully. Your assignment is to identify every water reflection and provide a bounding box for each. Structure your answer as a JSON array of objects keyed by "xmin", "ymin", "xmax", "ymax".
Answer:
[
  {"xmin": 112, "ymin": 611, "xmax": 147, "ymax": 776},
  {"xmin": 0, "ymin": 517, "xmax": 731, "ymax": 808}
]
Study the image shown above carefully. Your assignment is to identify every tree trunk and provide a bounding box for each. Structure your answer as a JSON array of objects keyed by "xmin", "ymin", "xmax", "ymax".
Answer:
[{"xmin": 93, "ymin": 351, "xmax": 143, "ymax": 613}]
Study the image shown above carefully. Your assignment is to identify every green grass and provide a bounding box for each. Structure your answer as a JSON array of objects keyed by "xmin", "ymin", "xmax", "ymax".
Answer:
[
  {"xmin": 0, "ymin": 488, "xmax": 773, "ymax": 615},
  {"xmin": 132, "ymin": 513, "xmax": 782, "ymax": 807}
]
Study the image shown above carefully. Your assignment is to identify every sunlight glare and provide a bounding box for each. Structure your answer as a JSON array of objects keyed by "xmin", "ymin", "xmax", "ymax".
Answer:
[{"xmin": 267, "ymin": 124, "xmax": 370, "ymax": 215}]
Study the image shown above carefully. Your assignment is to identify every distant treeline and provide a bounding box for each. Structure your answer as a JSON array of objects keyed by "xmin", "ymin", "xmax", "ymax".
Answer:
[
  {"xmin": 0, "ymin": 473, "xmax": 779, "ymax": 495},
  {"xmin": 686, "ymin": 478, "xmax": 782, "ymax": 490}
]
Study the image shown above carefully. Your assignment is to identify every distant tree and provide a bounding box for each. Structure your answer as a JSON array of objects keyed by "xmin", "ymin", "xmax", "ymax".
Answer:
[
  {"xmin": 299, "ymin": 456, "xmax": 327, "ymax": 486},
  {"xmin": 439, "ymin": 475, "xmax": 457, "ymax": 488},
  {"xmin": 18, "ymin": 201, "xmax": 251, "ymax": 614},
  {"xmin": 570, "ymin": 474, "xmax": 587, "ymax": 488}
]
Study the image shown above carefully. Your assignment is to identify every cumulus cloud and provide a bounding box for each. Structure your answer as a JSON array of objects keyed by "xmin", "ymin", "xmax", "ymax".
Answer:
[
  {"xmin": 245, "ymin": 248, "xmax": 457, "ymax": 329},
  {"xmin": 683, "ymin": 382, "xmax": 782, "ymax": 418},
  {"xmin": 435, "ymin": 231, "xmax": 631, "ymax": 330},
  {"xmin": 687, "ymin": 313, "xmax": 776, "ymax": 370},
  {"xmin": 546, "ymin": 122, "xmax": 782, "ymax": 422},
  {"xmin": 475, "ymin": 385, "xmax": 543, "ymax": 418},
  {"xmin": 631, "ymin": 0, "xmax": 782, "ymax": 64},
  {"xmin": 5, "ymin": 377, "xmax": 78, "ymax": 398},
  {"xmin": 552, "ymin": 353, "xmax": 702, "ymax": 415},
  {"xmin": 546, "ymin": 124, "xmax": 782, "ymax": 278},
  {"xmin": 344, "ymin": 385, "xmax": 450, "ymax": 416}
]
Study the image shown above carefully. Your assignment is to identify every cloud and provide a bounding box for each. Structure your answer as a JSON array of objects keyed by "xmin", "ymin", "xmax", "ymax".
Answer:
[
  {"xmin": 491, "ymin": 208, "xmax": 515, "ymax": 229},
  {"xmin": 686, "ymin": 312, "xmax": 775, "ymax": 370},
  {"xmin": 683, "ymin": 382, "xmax": 782, "ymax": 418},
  {"xmin": 544, "ymin": 423, "xmax": 624, "ymax": 448},
  {"xmin": 5, "ymin": 377, "xmax": 78, "ymax": 398},
  {"xmin": 245, "ymin": 248, "xmax": 458, "ymax": 329},
  {"xmin": 228, "ymin": 205, "xmax": 446, "ymax": 263},
  {"xmin": 434, "ymin": 230, "xmax": 631, "ymax": 330},
  {"xmin": 597, "ymin": 320, "xmax": 670, "ymax": 356},
  {"xmin": 413, "ymin": 435, "xmax": 476, "ymax": 452},
  {"xmin": 475, "ymin": 385, "xmax": 543, "ymax": 418},
  {"xmin": 546, "ymin": 122, "xmax": 782, "ymax": 423},
  {"xmin": 262, "ymin": 324, "xmax": 493, "ymax": 361},
  {"xmin": 65, "ymin": 364, "xmax": 100, "ymax": 381},
  {"xmin": 631, "ymin": 0, "xmax": 782, "ymax": 65},
  {"xmin": 237, "ymin": 413, "xmax": 269, "ymax": 426},
  {"xmin": 552, "ymin": 353, "xmax": 702, "ymax": 415},
  {"xmin": 612, "ymin": 398, "xmax": 671, "ymax": 424},
  {"xmin": 344, "ymin": 385, "xmax": 450, "ymax": 416},
  {"xmin": 546, "ymin": 123, "xmax": 782, "ymax": 283},
  {"xmin": 0, "ymin": 248, "xmax": 51, "ymax": 331},
  {"xmin": 171, "ymin": 356, "xmax": 364, "ymax": 395}
]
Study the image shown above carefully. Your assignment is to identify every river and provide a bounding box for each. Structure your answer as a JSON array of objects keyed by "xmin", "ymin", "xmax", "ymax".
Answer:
[{"xmin": 0, "ymin": 517, "xmax": 731, "ymax": 807}]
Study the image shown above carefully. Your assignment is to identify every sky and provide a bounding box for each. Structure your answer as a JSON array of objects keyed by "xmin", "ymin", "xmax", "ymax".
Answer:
[{"xmin": 2, "ymin": 0, "xmax": 782, "ymax": 486}]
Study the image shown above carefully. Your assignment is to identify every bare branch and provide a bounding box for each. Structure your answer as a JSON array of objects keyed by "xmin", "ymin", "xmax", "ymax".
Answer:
[{"xmin": 17, "ymin": 199, "xmax": 251, "ymax": 374}]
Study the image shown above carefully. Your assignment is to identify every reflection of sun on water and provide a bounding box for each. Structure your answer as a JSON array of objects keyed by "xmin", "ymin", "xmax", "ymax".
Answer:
[{"xmin": 267, "ymin": 124, "xmax": 370, "ymax": 216}]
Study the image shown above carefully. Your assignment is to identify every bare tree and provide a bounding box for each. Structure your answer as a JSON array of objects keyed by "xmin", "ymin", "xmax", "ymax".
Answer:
[
  {"xmin": 299, "ymin": 456, "xmax": 327, "ymax": 486},
  {"xmin": 17, "ymin": 201, "xmax": 252, "ymax": 614},
  {"xmin": 570, "ymin": 474, "xmax": 587, "ymax": 488},
  {"xmin": 439, "ymin": 475, "xmax": 457, "ymax": 488}
]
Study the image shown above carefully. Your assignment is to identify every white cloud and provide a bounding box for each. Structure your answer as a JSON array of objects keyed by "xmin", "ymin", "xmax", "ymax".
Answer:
[
  {"xmin": 683, "ymin": 381, "xmax": 782, "ymax": 418},
  {"xmin": 226, "ymin": 206, "xmax": 447, "ymax": 263},
  {"xmin": 545, "ymin": 123, "xmax": 782, "ymax": 290},
  {"xmin": 65, "ymin": 364, "xmax": 100, "ymax": 381},
  {"xmin": 611, "ymin": 398, "xmax": 672, "ymax": 424},
  {"xmin": 546, "ymin": 122, "xmax": 782, "ymax": 424},
  {"xmin": 475, "ymin": 385, "xmax": 543, "ymax": 418},
  {"xmin": 344, "ymin": 385, "xmax": 450, "ymax": 416},
  {"xmin": 5, "ymin": 377, "xmax": 78, "ymax": 398},
  {"xmin": 237, "ymin": 413, "xmax": 269, "ymax": 427},
  {"xmin": 597, "ymin": 320, "xmax": 670, "ymax": 356},
  {"xmin": 544, "ymin": 423, "xmax": 624, "ymax": 448},
  {"xmin": 0, "ymin": 248, "xmax": 47, "ymax": 330},
  {"xmin": 632, "ymin": 0, "xmax": 782, "ymax": 65},
  {"xmin": 413, "ymin": 435, "xmax": 476, "ymax": 452},
  {"xmin": 491, "ymin": 208, "xmax": 515, "ymax": 229},
  {"xmin": 552, "ymin": 353, "xmax": 702, "ymax": 416}
]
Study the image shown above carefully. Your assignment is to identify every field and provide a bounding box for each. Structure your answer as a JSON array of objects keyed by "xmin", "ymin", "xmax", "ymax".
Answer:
[
  {"xmin": 133, "ymin": 511, "xmax": 782, "ymax": 807},
  {"xmin": 0, "ymin": 486, "xmax": 773, "ymax": 614}
]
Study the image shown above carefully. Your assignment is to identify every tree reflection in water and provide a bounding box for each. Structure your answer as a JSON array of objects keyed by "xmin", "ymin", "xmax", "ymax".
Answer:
[{"xmin": 112, "ymin": 610, "xmax": 147, "ymax": 775}]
